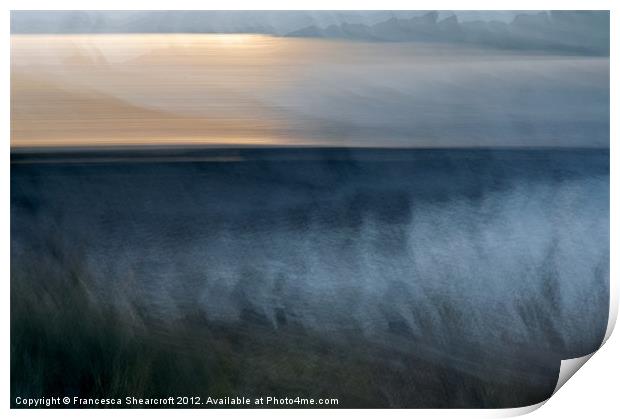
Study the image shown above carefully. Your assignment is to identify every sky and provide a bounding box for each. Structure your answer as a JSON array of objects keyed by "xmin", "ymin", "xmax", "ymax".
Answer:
[
  {"xmin": 11, "ymin": 11, "xmax": 538, "ymax": 34},
  {"xmin": 10, "ymin": 11, "xmax": 610, "ymax": 149}
]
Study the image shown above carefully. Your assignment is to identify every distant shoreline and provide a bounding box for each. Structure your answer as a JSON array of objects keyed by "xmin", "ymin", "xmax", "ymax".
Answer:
[{"xmin": 10, "ymin": 146, "xmax": 610, "ymax": 165}]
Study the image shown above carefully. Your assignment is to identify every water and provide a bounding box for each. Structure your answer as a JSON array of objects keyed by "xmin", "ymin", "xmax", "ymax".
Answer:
[{"xmin": 11, "ymin": 147, "xmax": 609, "ymax": 407}]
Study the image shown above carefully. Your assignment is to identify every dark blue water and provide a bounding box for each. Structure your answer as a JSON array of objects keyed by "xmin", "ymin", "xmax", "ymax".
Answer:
[{"xmin": 11, "ymin": 148, "xmax": 609, "ymax": 408}]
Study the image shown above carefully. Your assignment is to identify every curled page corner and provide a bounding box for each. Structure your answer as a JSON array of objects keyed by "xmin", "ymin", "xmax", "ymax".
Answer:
[
  {"xmin": 496, "ymin": 351, "xmax": 599, "ymax": 417},
  {"xmin": 553, "ymin": 353, "xmax": 595, "ymax": 395},
  {"xmin": 550, "ymin": 300, "xmax": 617, "ymax": 397},
  {"xmin": 551, "ymin": 302, "xmax": 616, "ymax": 397},
  {"xmin": 504, "ymin": 304, "xmax": 616, "ymax": 416},
  {"xmin": 496, "ymin": 401, "xmax": 547, "ymax": 417}
]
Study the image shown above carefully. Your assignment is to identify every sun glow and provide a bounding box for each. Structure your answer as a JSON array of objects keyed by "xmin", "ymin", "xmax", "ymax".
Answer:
[
  {"xmin": 10, "ymin": 33, "xmax": 301, "ymax": 149},
  {"xmin": 206, "ymin": 33, "xmax": 266, "ymax": 46}
]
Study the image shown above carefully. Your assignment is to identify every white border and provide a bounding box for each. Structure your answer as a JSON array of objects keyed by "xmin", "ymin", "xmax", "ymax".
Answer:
[{"xmin": 2, "ymin": 1, "xmax": 617, "ymax": 417}]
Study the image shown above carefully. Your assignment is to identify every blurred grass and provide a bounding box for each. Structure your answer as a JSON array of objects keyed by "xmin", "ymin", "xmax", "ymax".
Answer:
[{"xmin": 11, "ymin": 253, "xmax": 557, "ymax": 408}]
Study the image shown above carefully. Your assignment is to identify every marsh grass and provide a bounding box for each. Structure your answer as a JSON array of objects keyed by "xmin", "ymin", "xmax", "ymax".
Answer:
[
  {"xmin": 10, "ymin": 149, "xmax": 608, "ymax": 408},
  {"xmin": 11, "ymin": 252, "xmax": 558, "ymax": 408}
]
